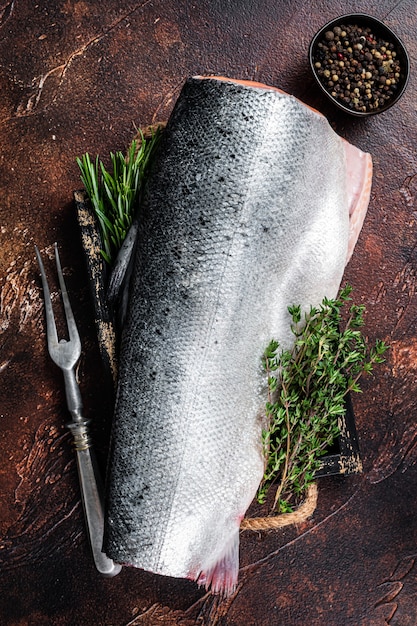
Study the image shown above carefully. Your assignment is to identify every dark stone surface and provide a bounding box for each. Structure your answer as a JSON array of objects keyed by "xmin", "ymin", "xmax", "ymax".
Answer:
[{"xmin": 1, "ymin": 1, "xmax": 416, "ymax": 624}]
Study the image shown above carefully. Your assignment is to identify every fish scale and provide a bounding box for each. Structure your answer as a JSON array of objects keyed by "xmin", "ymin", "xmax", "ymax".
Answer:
[{"xmin": 104, "ymin": 76, "xmax": 372, "ymax": 594}]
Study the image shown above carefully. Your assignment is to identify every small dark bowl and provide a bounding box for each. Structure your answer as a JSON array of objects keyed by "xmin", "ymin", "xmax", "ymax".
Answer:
[{"xmin": 309, "ymin": 13, "xmax": 410, "ymax": 116}]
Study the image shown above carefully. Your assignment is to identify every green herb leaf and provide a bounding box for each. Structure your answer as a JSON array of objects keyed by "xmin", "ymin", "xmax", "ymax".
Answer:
[
  {"xmin": 76, "ymin": 128, "xmax": 162, "ymax": 265},
  {"xmin": 258, "ymin": 286, "xmax": 388, "ymax": 514}
]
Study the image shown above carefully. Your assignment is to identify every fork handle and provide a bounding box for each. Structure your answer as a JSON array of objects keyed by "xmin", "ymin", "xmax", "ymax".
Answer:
[{"xmin": 66, "ymin": 419, "xmax": 122, "ymax": 577}]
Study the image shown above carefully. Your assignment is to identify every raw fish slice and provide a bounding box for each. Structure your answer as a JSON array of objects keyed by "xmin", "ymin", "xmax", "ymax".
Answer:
[{"xmin": 104, "ymin": 76, "xmax": 372, "ymax": 595}]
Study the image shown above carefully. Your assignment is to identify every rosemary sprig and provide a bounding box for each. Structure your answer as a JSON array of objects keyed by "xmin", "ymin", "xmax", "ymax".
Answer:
[
  {"xmin": 258, "ymin": 285, "xmax": 388, "ymax": 514},
  {"xmin": 76, "ymin": 129, "xmax": 161, "ymax": 265}
]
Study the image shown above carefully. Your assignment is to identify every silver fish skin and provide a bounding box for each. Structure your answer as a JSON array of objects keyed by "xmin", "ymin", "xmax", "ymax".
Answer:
[{"xmin": 103, "ymin": 76, "xmax": 371, "ymax": 594}]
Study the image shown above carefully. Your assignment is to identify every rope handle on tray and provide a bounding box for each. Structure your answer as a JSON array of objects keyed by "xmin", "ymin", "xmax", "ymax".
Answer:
[{"xmin": 240, "ymin": 483, "xmax": 318, "ymax": 531}]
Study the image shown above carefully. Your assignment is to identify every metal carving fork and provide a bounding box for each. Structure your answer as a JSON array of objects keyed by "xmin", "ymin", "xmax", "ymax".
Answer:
[{"xmin": 35, "ymin": 243, "xmax": 122, "ymax": 577}]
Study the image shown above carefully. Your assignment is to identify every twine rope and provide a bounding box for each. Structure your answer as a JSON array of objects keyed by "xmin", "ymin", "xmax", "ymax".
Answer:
[{"xmin": 240, "ymin": 482, "xmax": 318, "ymax": 531}]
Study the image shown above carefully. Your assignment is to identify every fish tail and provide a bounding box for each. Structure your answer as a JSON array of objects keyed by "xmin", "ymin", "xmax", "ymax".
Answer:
[{"xmin": 195, "ymin": 530, "xmax": 240, "ymax": 596}]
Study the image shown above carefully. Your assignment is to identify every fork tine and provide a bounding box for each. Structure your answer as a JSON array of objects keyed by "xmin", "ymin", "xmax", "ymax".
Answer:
[
  {"xmin": 34, "ymin": 245, "xmax": 59, "ymax": 349},
  {"xmin": 54, "ymin": 243, "xmax": 81, "ymax": 348},
  {"xmin": 35, "ymin": 243, "xmax": 122, "ymax": 577}
]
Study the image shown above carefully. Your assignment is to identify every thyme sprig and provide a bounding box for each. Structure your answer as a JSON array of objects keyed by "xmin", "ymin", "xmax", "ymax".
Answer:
[
  {"xmin": 258, "ymin": 285, "xmax": 387, "ymax": 514},
  {"xmin": 76, "ymin": 130, "xmax": 161, "ymax": 265}
]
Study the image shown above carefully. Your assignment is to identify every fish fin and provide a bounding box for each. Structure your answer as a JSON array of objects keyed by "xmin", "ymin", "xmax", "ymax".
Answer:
[
  {"xmin": 106, "ymin": 219, "xmax": 138, "ymax": 330},
  {"xmin": 343, "ymin": 141, "xmax": 373, "ymax": 263},
  {"xmin": 195, "ymin": 530, "xmax": 239, "ymax": 596}
]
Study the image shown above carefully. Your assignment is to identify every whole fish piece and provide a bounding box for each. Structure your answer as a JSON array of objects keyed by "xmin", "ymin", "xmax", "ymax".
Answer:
[{"xmin": 103, "ymin": 76, "xmax": 372, "ymax": 595}]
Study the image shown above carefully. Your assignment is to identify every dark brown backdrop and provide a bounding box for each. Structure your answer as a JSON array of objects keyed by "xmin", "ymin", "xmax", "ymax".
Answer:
[{"xmin": 1, "ymin": 1, "xmax": 416, "ymax": 624}]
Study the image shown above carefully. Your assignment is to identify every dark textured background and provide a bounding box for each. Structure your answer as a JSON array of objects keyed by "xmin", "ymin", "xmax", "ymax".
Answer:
[{"xmin": 1, "ymin": 1, "xmax": 416, "ymax": 624}]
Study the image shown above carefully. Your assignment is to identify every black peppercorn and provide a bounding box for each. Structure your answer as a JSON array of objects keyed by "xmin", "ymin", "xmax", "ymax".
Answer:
[{"xmin": 312, "ymin": 22, "xmax": 404, "ymax": 112}]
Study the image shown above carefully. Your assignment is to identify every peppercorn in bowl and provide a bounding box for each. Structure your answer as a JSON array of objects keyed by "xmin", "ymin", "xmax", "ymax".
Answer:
[{"xmin": 309, "ymin": 14, "xmax": 410, "ymax": 116}]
